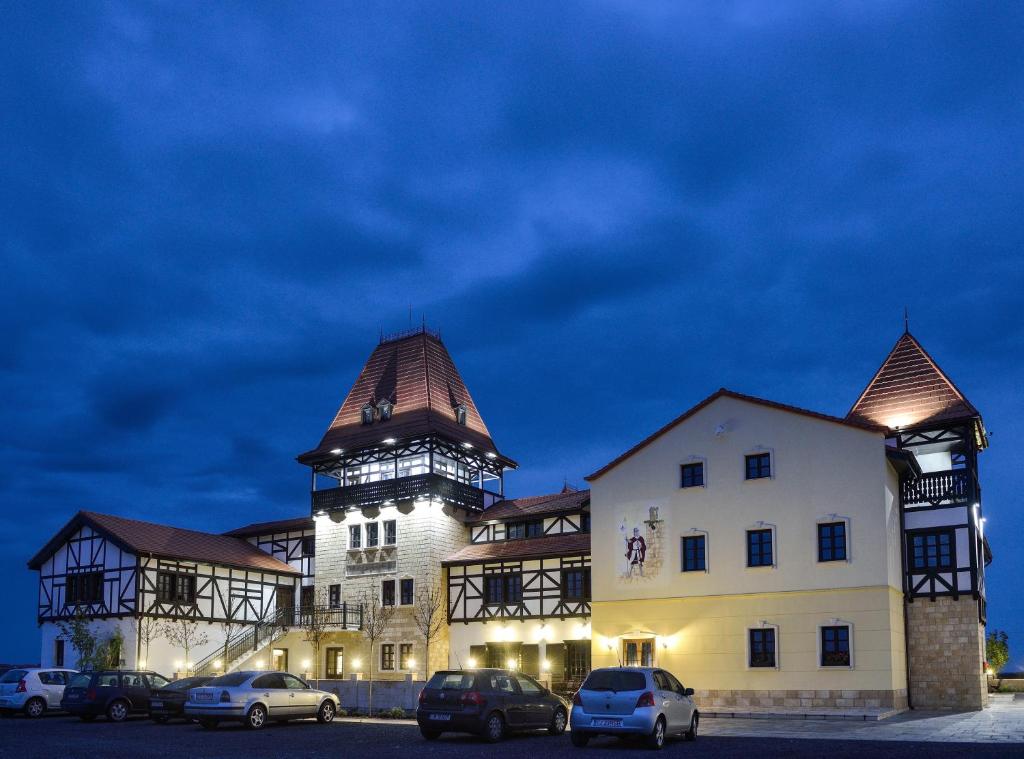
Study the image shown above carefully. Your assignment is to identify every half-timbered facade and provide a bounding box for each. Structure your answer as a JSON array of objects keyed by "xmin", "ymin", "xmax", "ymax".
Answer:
[{"xmin": 445, "ymin": 489, "xmax": 592, "ymax": 691}]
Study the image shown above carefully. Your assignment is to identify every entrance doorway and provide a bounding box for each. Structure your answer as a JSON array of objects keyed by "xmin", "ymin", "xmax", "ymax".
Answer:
[
  {"xmin": 276, "ymin": 586, "xmax": 295, "ymax": 624},
  {"xmin": 326, "ymin": 647, "xmax": 344, "ymax": 679},
  {"xmin": 272, "ymin": 648, "xmax": 288, "ymax": 672}
]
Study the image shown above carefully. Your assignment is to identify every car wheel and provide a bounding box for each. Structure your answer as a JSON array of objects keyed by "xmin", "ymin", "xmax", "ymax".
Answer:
[
  {"xmin": 420, "ymin": 726, "xmax": 442, "ymax": 740},
  {"xmin": 199, "ymin": 717, "xmax": 218, "ymax": 730},
  {"xmin": 570, "ymin": 730, "xmax": 590, "ymax": 747},
  {"xmin": 24, "ymin": 698, "xmax": 46, "ymax": 719},
  {"xmin": 79, "ymin": 714, "xmax": 97, "ymax": 722},
  {"xmin": 549, "ymin": 707, "xmax": 568, "ymax": 735},
  {"xmin": 106, "ymin": 700, "xmax": 129, "ymax": 723},
  {"xmin": 316, "ymin": 700, "xmax": 336, "ymax": 724},
  {"xmin": 151, "ymin": 715, "xmax": 169, "ymax": 724},
  {"xmin": 483, "ymin": 711, "xmax": 505, "ymax": 743},
  {"xmin": 645, "ymin": 717, "xmax": 666, "ymax": 750},
  {"xmin": 684, "ymin": 713, "xmax": 698, "ymax": 742},
  {"xmin": 246, "ymin": 704, "xmax": 268, "ymax": 730}
]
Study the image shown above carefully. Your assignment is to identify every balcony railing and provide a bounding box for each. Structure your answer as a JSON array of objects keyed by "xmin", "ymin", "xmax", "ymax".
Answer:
[
  {"xmin": 901, "ymin": 469, "xmax": 971, "ymax": 507},
  {"xmin": 311, "ymin": 472, "xmax": 485, "ymax": 512}
]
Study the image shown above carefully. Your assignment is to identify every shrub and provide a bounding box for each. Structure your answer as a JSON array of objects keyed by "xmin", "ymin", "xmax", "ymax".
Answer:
[{"xmin": 379, "ymin": 707, "xmax": 407, "ymax": 719}]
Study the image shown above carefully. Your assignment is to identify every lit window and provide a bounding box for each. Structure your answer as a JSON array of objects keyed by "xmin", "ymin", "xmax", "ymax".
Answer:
[
  {"xmin": 399, "ymin": 643, "xmax": 414, "ymax": 670},
  {"xmin": 380, "ymin": 644, "xmax": 395, "ymax": 671},
  {"xmin": 745, "ymin": 453, "xmax": 771, "ymax": 480},
  {"xmin": 680, "ymin": 462, "xmax": 704, "ymax": 488}
]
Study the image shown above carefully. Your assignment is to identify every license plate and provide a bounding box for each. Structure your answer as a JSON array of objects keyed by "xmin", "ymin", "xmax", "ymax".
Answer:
[
  {"xmin": 429, "ymin": 713, "xmax": 452, "ymax": 721},
  {"xmin": 65, "ymin": 694, "xmax": 80, "ymax": 700},
  {"xmin": 592, "ymin": 718, "xmax": 622, "ymax": 727},
  {"xmin": 151, "ymin": 700, "xmax": 163, "ymax": 708},
  {"xmin": 196, "ymin": 693, "xmax": 213, "ymax": 702}
]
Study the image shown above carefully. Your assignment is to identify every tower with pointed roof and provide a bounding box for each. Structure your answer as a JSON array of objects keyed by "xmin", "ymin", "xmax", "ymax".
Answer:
[{"xmin": 849, "ymin": 330, "xmax": 989, "ymax": 710}]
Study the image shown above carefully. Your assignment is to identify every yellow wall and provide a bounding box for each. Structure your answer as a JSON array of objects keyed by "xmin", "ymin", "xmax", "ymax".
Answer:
[{"xmin": 591, "ymin": 586, "xmax": 906, "ymax": 692}]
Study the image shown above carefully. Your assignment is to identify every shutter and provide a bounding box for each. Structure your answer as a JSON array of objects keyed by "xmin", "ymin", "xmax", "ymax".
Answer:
[{"xmin": 520, "ymin": 644, "xmax": 540, "ymax": 677}]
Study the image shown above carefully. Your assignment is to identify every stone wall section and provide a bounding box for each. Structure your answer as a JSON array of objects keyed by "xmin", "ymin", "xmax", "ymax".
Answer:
[
  {"xmin": 906, "ymin": 596, "xmax": 987, "ymax": 710},
  {"xmin": 694, "ymin": 688, "xmax": 908, "ymax": 710}
]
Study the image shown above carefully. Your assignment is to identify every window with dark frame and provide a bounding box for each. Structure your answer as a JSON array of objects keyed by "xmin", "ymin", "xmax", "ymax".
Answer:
[
  {"xmin": 506, "ymin": 520, "xmax": 543, "ymax": 540},
  {"xmin": 910, "ymin": 530, "xmax": 954, "ymax": 570},
  {"xmin": 384, "ymin": 520, "xmax": 397, "ymax": 546},
  {"xmin": 399, "ymin": 643, "xmax": 413, "ymax": 669},
  {"xmin": 579, "ymin": 513, "xmax": 591, "ymax": 532},
  {"xmin": 484, "ymin": 573, "xmax": 523, "ymax": 605},
  {"xmin": 400, "ymin": 578, "xmax": 414, "ymax": 605},
  {"xmin": 156, "ymin": 572, "xmax": 196, "ymax": 604},
  {"xmin": 54, "ymin": 639, "xmax": 65, "ymax": 667},
  {"xmin": 381, "ymin": 579, "xmax": 395, "ymax": 606},
  {"xmin": 66, "ymin": 572, "xmax": 104, "ymax": 605},
  {"xmin": 349, "ymin": 525, "xmax": 361, "ymax": 549},
  {"xmin": 682, "ymin": 535, "xmax": 706, "ymax": 572},
  {"xmin": 562, "ymin": 569, "xmax": 591, "ymax": 601},
  {"xmin": 301, "ymin": 535, "xmax": 315, "ymax": 557},
  {"xmin": 380, "ymin": 643, "xmax": 395, "ymax": 671},
  {"xmin": 366, "ymin": 522, "xmax": 379, "ymax": 548},
  {"xmin": 747, "ymin": 529, "xmax": 773, "ymax": 567},
  {"xmin": 329, "ymin": 584, "xmax": 341, "ymax": 608},
  {"xmin": 680, "ymin": 462, "xmax": 704, "ymax": 488},
  {"xmin": 745, "ymin": 452, "xmax": 772, "ymax": 480},
  {"xmin": 455, "ymin": 403, "xmax": 468, "ymax": 425},
  {"xmin": 325, "ymin": 647, "xmax": 344, "ymax": 679},
  {"xmin": 818, "ymin": 522, "xmax": 847, "ymax": 562},
  {"xmin": 820, "ymin": 625, "xmax": 851, "ymax": 667},
  {"xmin": 749, "ymin": 628, "xmax": 776, "ymax": 667},
  {"xmin": 361, "ymin": 404, "xmax": 374, "ymax": 425},
  {"xmin": 377, "ymin": 399, "xmax": 392, "ymax": 421}
]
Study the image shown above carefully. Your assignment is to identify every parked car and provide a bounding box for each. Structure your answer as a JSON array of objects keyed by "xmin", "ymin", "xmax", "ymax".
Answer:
[
  {"xmin": 0, "ymin": 668, "xmax": 78, "ymax": 718},
  {"xmin": 570, "ymin": 667, "xmax": 698, "ymax": 749},
  {"xmin": 185, "ymin": 671, "xmax": 339, "ymax": 729},
  {"xmin": 416, "ymin": 668, "xmax": 569, "ymax": 743},
  {"xmin": 149, "ymin": 676, "xmax": 214, "ymax": 723},
  {"xmin": 61, "ymin": 670, "xmax": 172, "ymax": 722}
]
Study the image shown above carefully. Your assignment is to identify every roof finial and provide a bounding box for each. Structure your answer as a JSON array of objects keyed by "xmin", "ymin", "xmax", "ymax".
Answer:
[{"xmin": 903, "ymin": 306, "xmax": 909, "ymax": 334}]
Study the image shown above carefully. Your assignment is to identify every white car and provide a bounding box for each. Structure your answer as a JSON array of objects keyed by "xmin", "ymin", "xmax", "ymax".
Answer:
[
  {"xmin": 185, "ymin": 671, "xmax": 339, "ymax": 730},
  {"xmin": 0, "ymin": 668, "xmax": 78, "ymax": 718}
]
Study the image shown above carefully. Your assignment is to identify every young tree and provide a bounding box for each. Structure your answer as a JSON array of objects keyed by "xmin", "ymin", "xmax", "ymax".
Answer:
[
  {"xmin": 130, "ymin": 615, "xmax": 163, "ymax": 668},
  {"xmin": 163, "ymin": 619, "xmax": 210, "ymax": 675},
  {"xmin": 986, "ymin": 630, "xmax": 1010, "ymax": 678},
  {"xmin": 360, "ymin": 585, "xmax": 397, "ymax": 716},
  {"xmin": 96, "ymin": 628, "xmax": 125, "ymax": 669},
  {"xmin": 299, "ymin": 587, "xmax": 332, "ymax": 680},
  {"xmin": 57, "ymin": 610, "xmax": 98, "ymax": 670},
  {"xmin": 412, "ymin": 584, "xmax": 445, "ymax": 680}
]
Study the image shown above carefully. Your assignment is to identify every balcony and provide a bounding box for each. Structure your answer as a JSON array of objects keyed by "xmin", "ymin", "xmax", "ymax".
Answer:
[
  {"xmin": 901, "ymin": 469, "xmax": 972, "ymax": 507},
  {"xmin": 311, "ymin": 472, "xmax": 485, "ymax": 512}
]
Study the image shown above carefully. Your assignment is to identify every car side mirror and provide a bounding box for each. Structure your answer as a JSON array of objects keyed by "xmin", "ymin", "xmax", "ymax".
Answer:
[{"xmin": 684, "ymin": 688, "xmax": 694, "ymax": 697}]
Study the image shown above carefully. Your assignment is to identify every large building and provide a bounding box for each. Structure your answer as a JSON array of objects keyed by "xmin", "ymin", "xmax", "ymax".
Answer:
[
  {"xmin": 585, "ymin": 330, "xmax": 989, "ymax": 712},
  {"xmin": 26, "ymin": 327, "xmax": 990, "ymax": 712}
]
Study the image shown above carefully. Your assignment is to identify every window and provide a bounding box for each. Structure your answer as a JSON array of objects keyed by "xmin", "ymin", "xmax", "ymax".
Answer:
[
  {"xmin": 381, "ymin": 579, "xmax": 396, "ymax": 606},
  {"xmin": 516, "ymin": 675, "xmax": 543, "ymax": 695},
  {"xmin": 818, "ymin": 522, "xmax": 847, "ymax": 562},
  {"xmin": 682, "ymin": 535, "xmax": 706, "ymax": 572},
  {"xmin": 366, "ymin": 522, "xmax": 379, "ymax": 548},
  {"xmin": 562, "ymin": 569, "xmax": 591, "ymax": 601},
  {"xmin": 565, "ymin": 640, "xmax": 591, "ymax": 682},
  {"xmin": 329, "ymin": 584, "xmax": 341, "ymax": 608},
  {"xmin": 400, "ymin": 578, "xmax": 414, "ymax": 605},
  {"xmin": 156, "ymin": 572, "xmax": 196, "ymax": 604},
  {"xmin": 484, "ymin": 573, "xmax": 523, "ymax": 605},
  {"xmin": 349, "ymin": 525, "xmax": 361, "ymax": 549},
  {"xmin": 680, "ymin": 462, "xmax": 704, "ymax": 488},
  {"xmin": 380, "ymin": 644, "xmax": 395, "ymax": 671},
  {"xmin": 910, "ymin": 530, "xmax": 954, "ymax": 570},
  {"xmin": 384, "ymin": 520, "xmax": 397, "ymax": 546},
  {"xmin": 325, "ymin": 647, "xmax": 344, "ymax": 679},
  {"xmin": 505, "ymin": 574, "xmax": 523, "ymax": 603},
  {"xmin": 747, "ymin": 528, "xmax": 773, "ymax": 567},
  {"xmin": 749, "ymin": 628, "xmax": 776, "ymax": 667},
  {"xmin": 579, "ymin": 513, "xmax": 591, "ymax": 532},
  {"xmin": 361, "ymin": 403, "xmax": 374, "ymax": 425},
  {"xmin": 54, "ymin": 640, "xmax": 65, "ymax": 668},
  {"xmin": 455, "ymin": 403, "xmax": 468, "ymax": 425},
  {"xmin": 66, "ymin": 572, "xmax": 104, "ymax": 605},
  {"xmin": 506, "ymin": 521, "xmax": 542, "ymax": 540},
  {"xmin": 301, "ymin": 535, "xmax": 315, "ymax": 557},
  {"xmin": 399, "ymin": 643, "xmax": 414, "ymax": 670},
  {"xmin": 821, "ymin": 626, "xmax": 851, "ymax": 667},
  {"xmin": 377, "ymin": 399, "xmax": 393, "ymax": 421},
  {"xmin": 282, "ymin": 674, "xmax": 307, "ymax": 690},
  {"xmin": 623, "ymin": 639, "xmax": 654, "ymax": 667},
  {"xmin": 745, "ymin": 452, "xmax": 772, "ymax": 480}
]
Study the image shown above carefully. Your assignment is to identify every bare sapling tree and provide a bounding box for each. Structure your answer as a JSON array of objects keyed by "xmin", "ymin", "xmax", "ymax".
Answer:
[
  {"xmin": 360, "ymin": 584, "xmax": 397, "ymax": 716},
  {"xmin": 130, "ymin": 615, "xmax": 163, "ymax": 668},
  {"xmin": 299, "ymin": 586, "xmax": 332, "ymax": 680},
  {"xmin": 218, "ymin": 618, "xmax": 238, "ymax": 673},
  {"xmin": 163, "ymin": 619, "xmax": 209, "ymax": 675},
  {"xmin": 412, "ymin": 583, "xmax": 445, "ymax": 680}
]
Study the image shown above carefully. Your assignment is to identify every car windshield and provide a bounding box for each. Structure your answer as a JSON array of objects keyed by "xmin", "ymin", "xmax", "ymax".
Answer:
[
  {"xmin": 582, "ymin": 670, "xmax": 647, "ymax": 692},
  {"xmin": 0, "ymin": 670, "xmax": 27, "ymax": 683},
  {"xmin": 147, "ymin": 674, "xmax": 171, "ymax": 689},
  {"xmin": 69, "ymin": 674, "xmax": 92, "ymax": 688},
  {"xmin": 426, "ymin": 672, "xmax": 474, "ymax": 690},
  {"xmin": 207, "ymin": 672, "xmax": 252, "ymax": 687},
  {"xmin": 166, "ymin": 677, "xmax": 206, "ymax": 690}
]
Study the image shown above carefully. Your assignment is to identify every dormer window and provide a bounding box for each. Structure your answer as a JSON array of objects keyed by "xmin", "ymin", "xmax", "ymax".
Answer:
[
  {"xmin": 377, "ymin": 399, "xmax": 393, "ymax": 421},
  {"xmin": 361, "ymin": 403, "xmax": 374, "ymax": 425},
  {"xmin": 455, "ymin": 403, "xmax": 468, "ymax": 425}
]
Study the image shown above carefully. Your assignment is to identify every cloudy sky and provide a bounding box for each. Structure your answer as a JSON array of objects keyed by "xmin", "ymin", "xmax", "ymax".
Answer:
[{"xmin": 3, "ymin": 2, "xmax": 1022, "ymax": 664}]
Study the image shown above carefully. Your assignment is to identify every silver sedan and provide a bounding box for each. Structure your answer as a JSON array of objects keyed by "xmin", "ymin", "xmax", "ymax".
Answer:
[{"xmin": 185, "ymin": 671, "xmax": 339, "ymax": 730}]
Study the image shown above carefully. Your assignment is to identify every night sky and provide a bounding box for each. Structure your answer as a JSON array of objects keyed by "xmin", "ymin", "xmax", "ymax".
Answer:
[{"xmin": 3, "ymin": 3, "xmax": 1022, "ymax": 666}]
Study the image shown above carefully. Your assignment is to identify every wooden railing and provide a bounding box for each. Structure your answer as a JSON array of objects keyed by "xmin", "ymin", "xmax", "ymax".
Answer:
[
  {"xmin": 311, "ymin": 473, "xmax": 485, "ymax": 512},
  {"xmin": 901, "ymin": 469, "xmax": 971, "ymax": 507}
]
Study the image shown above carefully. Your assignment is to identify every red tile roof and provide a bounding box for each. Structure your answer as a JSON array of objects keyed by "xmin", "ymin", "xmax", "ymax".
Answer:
[
  {"xmin": 846, "ymin": 332, "xmax": 982, "ymax": 433},
  {"xmin": 223, "ymin": 516, "xmax": 314, "ymax": 537},
  {"xmin": 27, "ymin": 511, "xmax": 300, "ymax": 574},
  {"xmin": 586, "ymin": 388, "xmax": 884, "ymax": 482},
  {"xmin": 442, "ymin": 531, "xmax": 590, "ymax": 565},
  {"xmin": 470, "ymin": 489, "xmax": 589, "ymax": 523},
  {"xmin": 297, "ymin": 328, "xmax": 513, "ymax": 465}
]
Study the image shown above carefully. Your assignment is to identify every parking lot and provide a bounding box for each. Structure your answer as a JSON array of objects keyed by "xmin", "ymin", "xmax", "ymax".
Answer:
[{"xmin": 2, "ymin": 700, "xmax": 1023, "ymax": 759}]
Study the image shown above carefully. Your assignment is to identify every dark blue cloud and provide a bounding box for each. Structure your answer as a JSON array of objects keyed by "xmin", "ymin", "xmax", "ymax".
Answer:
[{"xmin": 3, "ymin": 0, "xmax": 1023, "ymax": 663}]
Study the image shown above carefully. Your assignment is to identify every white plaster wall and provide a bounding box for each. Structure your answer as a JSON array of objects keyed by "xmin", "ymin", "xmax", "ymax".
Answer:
[
  {"xmin": 590, "ymin": 395, "xmax": 896, "ymax": 602},
  {"xmin": 448, "ymin": 617, "xmax": 592, "ymax": 667}
]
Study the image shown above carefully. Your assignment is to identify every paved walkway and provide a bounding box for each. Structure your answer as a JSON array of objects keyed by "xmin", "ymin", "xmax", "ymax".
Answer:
[{"xmin": 700, "ymin": 694, "xmax": 1024, "ymax": 743}]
